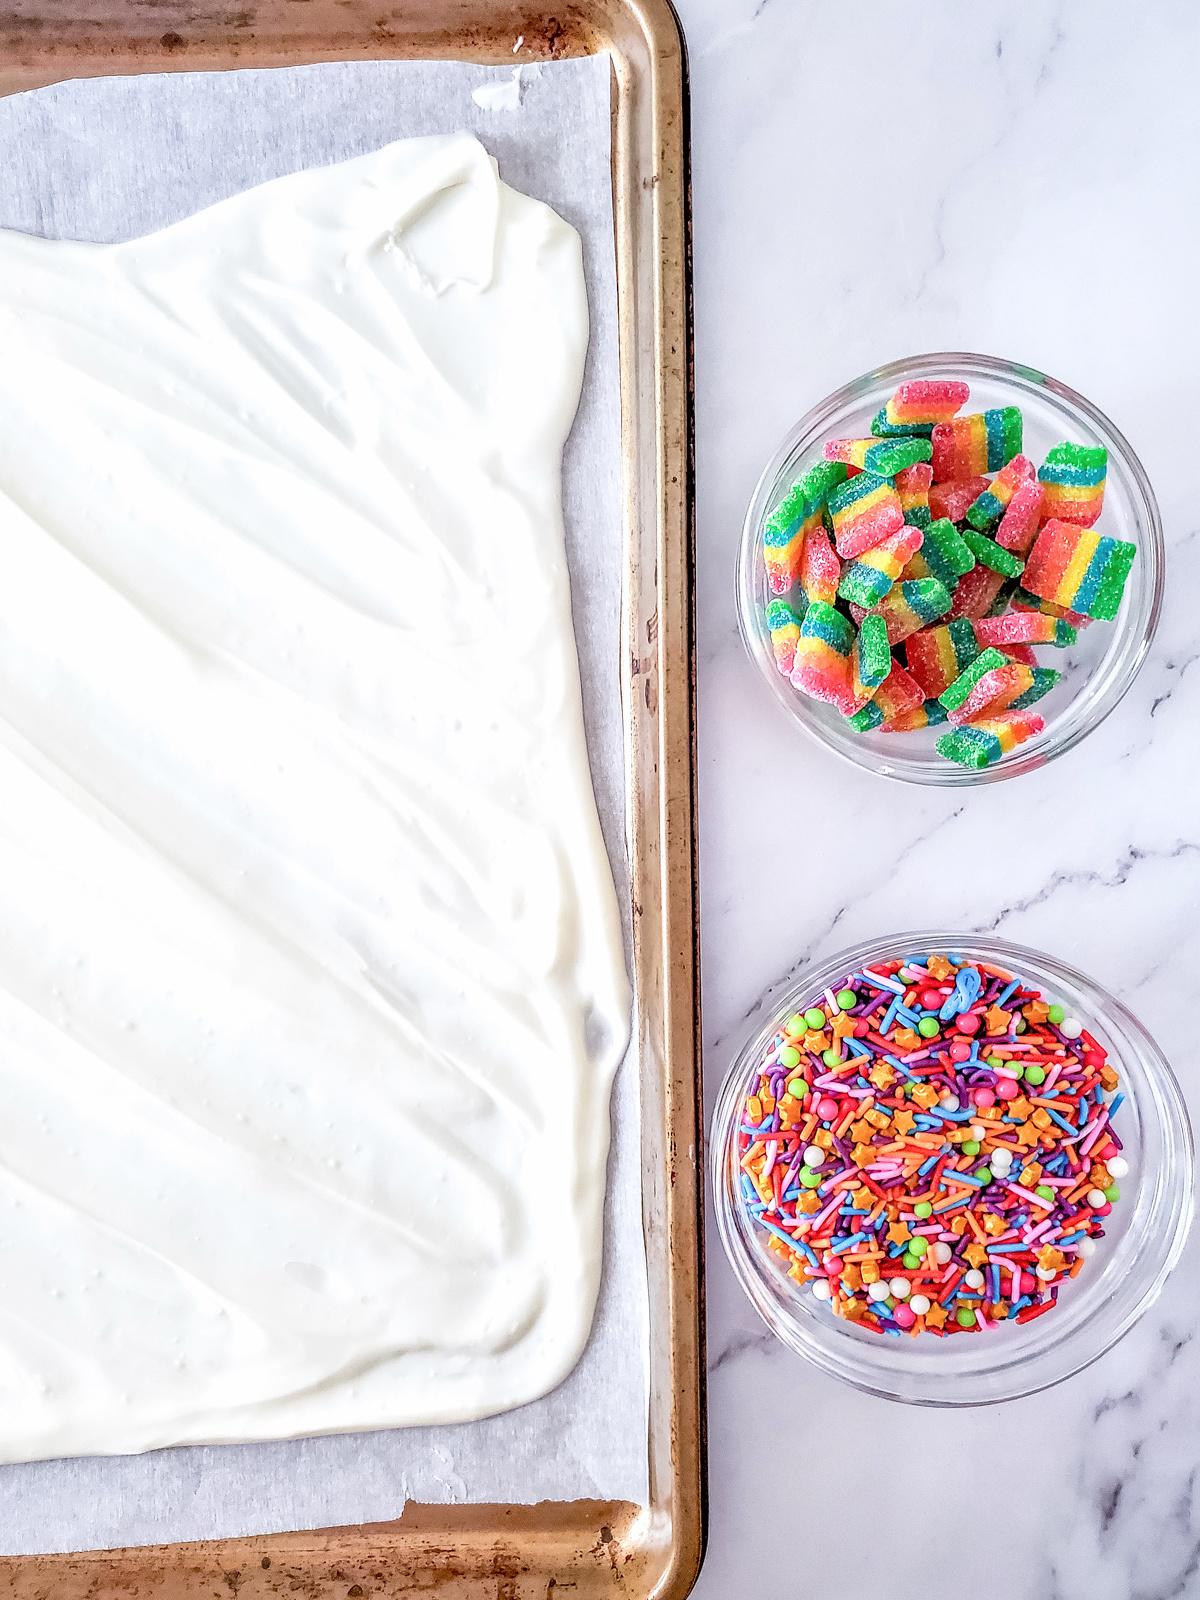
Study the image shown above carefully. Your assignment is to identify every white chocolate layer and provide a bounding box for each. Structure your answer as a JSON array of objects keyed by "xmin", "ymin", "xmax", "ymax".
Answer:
[{"xmin": 0, "ymin": 133, "xmax": 629, "ymax": 1463}]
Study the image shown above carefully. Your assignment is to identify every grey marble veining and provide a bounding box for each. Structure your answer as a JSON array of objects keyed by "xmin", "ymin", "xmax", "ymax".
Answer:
[{"xmin": 678, "ymin": 0, "xmax": 1200, "ymax": 1594}]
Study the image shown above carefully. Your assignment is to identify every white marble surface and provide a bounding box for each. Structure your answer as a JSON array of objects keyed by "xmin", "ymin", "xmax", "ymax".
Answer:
[{"xmin": 680, "ymin": 2, "xmax": 1200, "ymax": 1596}]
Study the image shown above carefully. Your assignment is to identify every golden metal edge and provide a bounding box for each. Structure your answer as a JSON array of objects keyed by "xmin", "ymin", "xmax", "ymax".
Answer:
[{"xmin": 0, "ymin": 0, "xmax": 701, "ymax": 1593}]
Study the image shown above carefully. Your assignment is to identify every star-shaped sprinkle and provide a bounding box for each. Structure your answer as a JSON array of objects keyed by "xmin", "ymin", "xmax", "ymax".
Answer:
[
  {"xmin": 923, "ymin": 1302, "xmax": 948, "ymax": 1328},
  {"xmin": 887, "ymin": 1220, "xmax": 911, "ymax": 1246},
  {"xmin": 964, "ymin": 1241, "xmax": 989, "ymax": 1269}
]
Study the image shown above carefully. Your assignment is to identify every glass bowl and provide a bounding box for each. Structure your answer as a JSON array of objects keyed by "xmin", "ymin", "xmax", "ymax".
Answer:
[
  {"xmin": 711, "ymin": 931, "xmax": 1193, "ymax": 1406},
  {"xmin": 736, "ymin": 353, "xmax": 1165, "ymax": 785}
]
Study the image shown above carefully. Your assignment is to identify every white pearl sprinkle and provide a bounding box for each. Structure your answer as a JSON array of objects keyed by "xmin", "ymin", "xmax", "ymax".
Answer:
[
  {"xmin": 868, "ymin": 1280, "xmax": 891, "ymax": 1302},
  {"xmin": 1077, "ymin": 1237, "xmax": 1097, "ymax": 1258},
  {"xmin": 1107, "ymin": 1156, "xmax": 1129, "ymax": 1178},
  {"xmin": 803, "ymin": 1146, "xmax": 826, "ymax": 1168},
  {"xmin": 1060, "ymin": 1017, "xmax": 1084, "ymax": 1039},
  {"xmin": 811, "ymin": 1278, "xmax": 832, "ymax": 1300},
  {"xmin": 889, "ymin": 1277, "xmax": 912, "ymax": 1300},
  {"xmin": 909, "ymin": 1295, "xmax": 931, "ymax": 1315},
  {"xmin": 964, "ymin": 1269, "xmax": 985, "ymax": 1289},
  {"xmin": 934, "ymin": 1242, "xmax": 953, "ymax": 1265}
]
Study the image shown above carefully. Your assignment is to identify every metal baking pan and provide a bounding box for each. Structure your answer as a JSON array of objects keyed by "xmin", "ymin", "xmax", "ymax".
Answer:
[{"xmin": 0, "ymin": 1, "xmax": 700, "ymax": 1594}]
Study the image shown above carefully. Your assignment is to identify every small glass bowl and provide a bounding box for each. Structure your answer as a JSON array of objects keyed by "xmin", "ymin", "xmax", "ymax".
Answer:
[
  {"xmin": 711, "ymin": 932, "xmax": 1193, "ymax": 1406},
  {"xmin": 736, "ymin": 353, "xmax": 1165, "ymax": 785}
]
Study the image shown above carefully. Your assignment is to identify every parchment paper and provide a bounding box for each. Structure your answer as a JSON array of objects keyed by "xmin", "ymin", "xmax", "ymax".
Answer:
[{"xmin": 0, "ymin": 54, "xmax": 648, "ymax": 1554}]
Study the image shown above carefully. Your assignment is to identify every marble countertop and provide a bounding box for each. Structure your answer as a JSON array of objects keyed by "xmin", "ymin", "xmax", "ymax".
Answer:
[{"xmin": 680, "ymin": 2, "xmax": 1200, "ymax": 1596}]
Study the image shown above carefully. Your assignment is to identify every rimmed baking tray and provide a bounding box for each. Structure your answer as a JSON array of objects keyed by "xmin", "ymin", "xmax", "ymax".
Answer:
[{"xmin": 0, "ymin": 1, "xmax": 700, "ymax": 1595}]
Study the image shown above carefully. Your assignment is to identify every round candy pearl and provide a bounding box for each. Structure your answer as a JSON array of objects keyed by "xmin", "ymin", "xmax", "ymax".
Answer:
[
  {"xmin": 803, "ymin": 1146, "xmax": 825, "ymax": 1168},
  {"xmin": 786, "ymin": 1078, "xmax": 807, "ymax": 1100},
  {"xmin": 1036, "ymin": 1265, "xmax": 1057, "ymax": 1282},
  {"xmin": 854, "ymin": 1018, "xmax": 871, "ymax": 1037},
  {"xmin": 822, "ymin": 1047, "xmax": 841, "ymax": 1066},
  {"xmin": 948, "ymin": 1041, "xmax": 972, "ymax": 1063},
  {"xmin": 960, "ymin": 1140, "xmax": 981, "ymax": 1157},
  {"xmin": 822, "ymin": 1252, "xmax": 840, "ymax": 1271},
  {"xmin": 1107, "ymin": 1156, "xmax": 1129, "ymax": 1178},
  {"xmin": 957, "ymin": 1012, "xmax": 981, "ymax": 1035},
  {"xmin": 921, "ymin": 989, "xmax": 943, "ymax": 1009},
  {"xmin": 964, "ymin": 1269, "xmax": 985, "ymax": 1289},
  {"xmin": 836, "ymin": 988, "xmax": 858, "ymax": 1010},
  {"xmin": 913, "ymin": 1201, "xmax": 933, "ymax": 1219},
  {"xmin": 1023, "ymin": 1064, "xmax": 1046, "ymax": 1086},
  {"xmin": 933, "ymin": 1242, "xmax": 953, "ymax": 1265},
  {"xmin": 918, "ymin": 1017, "xmax": 940, "ymax": 1039},
  {"xmin": 1036, "ymin": 1185, "xmax": 1055, "ymax": 1202},
  {"xmin": 868, "ymin": 1280, "xmax": 891, "ymax": 1302},
  {"xmin": 804, "ymin": 1007, "xmax": 827, "ymax": 1030},
  {"xmin": 1060, "ymin": 1017, "xmax": 1084, "ymax": 1039},
  {"xmin": 995, "ymin": 1076, "xmax": 1020, "ymax": 1101},
  {"xmin": 779, "ymin": 1045, "xmax": 801, "ymax": 1069},
  {"xmin": 1077, "ymin": 1237, "xmax": 1097, "ymax": 1258},
  {"xmin": 799, "ymin": 1170, "xmax": 822, "ymax": 1189},
  {"xmin": 785, "ymin": 1013, "xmax": 807, "ymax": 1038},
  {"xmin": 811, "ymin": 1278, "xmax": 832, "ymax": 1300},
  {"xmin": 909, "ymin": 1235, "xmax": 929, "ymax": 1257},
  {"xmin": 976, "ymin": 1167, "xmax": 992, "ymax": 1184},
  {"xmin": 893, "ymin": 1304, "xmax": 916, "ymax": 1329},
  {"xmin": 1048, "ymin": 1004, "xmax": 1066, "ymax": 1025},
  {"xmin": 889, "ymin": 1277, "xmax": 912, "ymax": 1300},
  {"xmin": 956, "ymin": 1308, "xmax": 977, "ymax": 1328},
  {"xmin": 940, "ymin": 1093, "xmax": 960, "ymax": 1111},
  {"xmin": 908, "ymin": 1294, "xmax": 931, "ymax": 1315},
  {"xmin": 973, "ymin": 1087, "xmax": 996, "ymax": 1109},
  {"xmin": 817, "ymin": 1096, "xmax": 840, "ymax": 1120},
  {"xmin": 1087, "ymin": 1188, "xmax": 1107, "ymax": 1208}
]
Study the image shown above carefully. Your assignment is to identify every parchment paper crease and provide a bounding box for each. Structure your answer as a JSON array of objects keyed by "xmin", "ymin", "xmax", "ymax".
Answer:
[{"xmin": 0, "ymin": 54, "xmax": 647, "ymax": 1554}]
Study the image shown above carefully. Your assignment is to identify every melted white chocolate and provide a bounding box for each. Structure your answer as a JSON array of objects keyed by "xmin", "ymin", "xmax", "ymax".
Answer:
[{"xmin": 0, "ymin": 133, "xmax": 629, "ymax": 1462}]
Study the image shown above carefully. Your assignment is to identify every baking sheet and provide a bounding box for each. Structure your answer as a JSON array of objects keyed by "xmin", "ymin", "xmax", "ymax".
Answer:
[{"xmin": 0, "ymin": 53, "xmax": 648, "ymax": 1554}]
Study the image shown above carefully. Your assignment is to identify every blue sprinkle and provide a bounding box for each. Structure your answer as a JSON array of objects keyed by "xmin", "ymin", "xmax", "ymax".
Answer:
[
  {"xmin": 918, "ymin": 1153, "xmax": 940, "ymax": 1176},
  {"xmin": 996, "ymin": 979, "xmax": 1020, "ymax": 1008},
  {"xmin": 1045, "ymin": 1107, "xmax": 1079, "ymax": 1136}
]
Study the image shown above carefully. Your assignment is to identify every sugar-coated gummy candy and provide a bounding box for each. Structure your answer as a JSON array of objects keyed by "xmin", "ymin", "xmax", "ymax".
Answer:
[
  {"xmin": 837, "ymin": 524, "xmax": 924, "ymax": 608},
  {"xmin": 947, "ymin": 564, "xmax": 1007, "ymax": 620},
  {"xmin": 1011, "ymin": 586, "xmax": 1090, "ymax": 628},
  {"xmin": 881, "ymin": 378, "xmax": 970, "ymax": 429},
  {"xmin": 762, "ymin": 459, "xmax": 848, "ymax": 593},
  {"xmin": 765, "ymin": 598, "xmax": 805, "ymax": 674},
  {"xmin": 860, "ymin": 577, "xmax": 953, "ymax": 645},
  {"xmin": 1022, "ymin": 520, "xmax": 1136, "ymax": 620},
  {"xmin": 966, "ymin": 454, "xmax": 1035, "ymax": 530},
  {"xmin": 1008, "ymin": 665, "xmax": 1062, "ymax": 711},
  {"xmin": 994, "ymin": 478, "xmax": 1045, "ymax": 554},
  {"xmin": 974, "ymin": 611, "xmax": 1076, "ymax": 648},
  {"xmin": 1037, "ymin": 442, "xmax": 1107, "ymax": 528},
  {"xmin": 828, "ymin": 472, "xmax": 905, "ymax": 560},
  {"xmin": 798, "ymin": 526, "xmax": 841, "ymax": 606},
  {"xmin": 935, "ymin": 711, "xmax": 1045, "ymax": 769},
  {"xmin": 789, "ymin": 602, "xmax": 865, "ymax": 714},
  {"xmin": 916, "ymin": 516, "xmax": 976, "ymax": 591},
  {"xmin": 895, "ymin": 462, "xmax": 934, "ymax": 529},
  {"xmin": 960, "ymin": 526, "xmax": 1026, "ymax": 579},
  {"xmin": 931, "ymin": 408, "xmax": 1022, "ymax": 482},
  {"xmin": 928, "ymin": 475, "xmax": 991, "ymax": 524},
  {"xmin": 946, "ymin": 661, "xmax": 1041, "ymax": 725},
  {"xmin": 823, "ymin": 436, "xmax": 933, "ymax": 476},
  {"xmin": 855, "ymin": 612, "xmax": 892, "ymax": 689},
  {"xmin": 999, "ymin": 642, "xmax": 1038, "ymax": 666},
  {"xmin": 905, "ymin": 618, "xmax": 980, "ymax": 700},
  {"xmin": 881, "ymin": 697, "xmax": 949, "ymax": 732},
  {"xmin": 938, "ymin": 647, "xmax": 1010, "ymax": 713},
  {"xmin": 847, "ymin": 661, "xmax": 924, "ymax": 730}
]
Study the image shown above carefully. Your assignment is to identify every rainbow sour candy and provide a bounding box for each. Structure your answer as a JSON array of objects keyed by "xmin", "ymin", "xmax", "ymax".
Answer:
[
  {"xmin": 838, "ymin": 525, "xmax": 924, "ymax": 608},
  {"xmin": 860, "ymin": 578, "xmax": 953, "ymax": 645},
  {"xmin": 732, "ymin": 947, "xmax": 1127, "ymax": 1333},
  {"xmin": 824, "ymin": 437, "xmax": 933, "ymax": 476},
  {"xmin": 883, "ymin": 698, "xmax": 949, "ymax": 732},
  {"xmin": 966, "ymin": 455, "xmax": 1035, "ymax": 531},
  {"xmin": 961, "ymin": 526, "xmax": 1026, "ymax": 579},
  {"xmin": 947, "ymin": 565, "xmax": 1008, "ymax": 621},
  {"xmin": 912, "ymin": 516, "xmax": 976, "ymax": 592},
  {"xmin": 905, "ymin": 618, "xmax": 980, "ymax": 700},
  {"xmin": 763, "ymin": 459, "xmax": 848, "ymax": 593},
  {"xmin": 765, "ymin": 598, "xmax": 805, "ymax": 674},
  {"xmin": 1022, "ymin": 520, "xmax": 1136, "ymax": 621},
  {"xmin": 847, "ymin": 661, "xmax": 924, "ymax": 730},
  {"xmin": 995, "ymin": 479, "xmax": 1045, "ymax": 555},
  {"xmin": 851, "ymin": 613, "xmax": 893, "ymax": 694},
  {"xmin": 944, "ymin": 661, "xmax": 1059, "ymax": 726},
  {"xmin": 975, "ymin": 612, "xmax": 1077, "ymax": 649},
  {"xmin": 936, "ymin": 711, "xmax": 1045, "ymax": 768},
  {"xmin": 790, "ymin": 602, "xmax": 863, "ymax": 714},
  {"xmin": 799, "ymin": 527, "xmax": 842, "ymax": 606},
  {"xmin": 871, "ymin": 379, "xmax": 970, "ymax": 437},
  {"xmin": 828, "ymin": 472, "xmax": 905, "ymax": 560},
  {"xmin": 1037, "ymin": 442, "xmax": 1107, "ymax": 528},
  {"xmin": 929, "ymin": 476, "xmax": 991, "ymax": 525},
  {"xmin": 932, "ymin": 409, "xmax": 1023, "ymax": 482},
  {"xmin": 895, "ymin": 462, "xmax": 934, "ymax": 529},
  {"xmin": 939, "ymin": 647, "xmax": 1010, "ymax": 714}
]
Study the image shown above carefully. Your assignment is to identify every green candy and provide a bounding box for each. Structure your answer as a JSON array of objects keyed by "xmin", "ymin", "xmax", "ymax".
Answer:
[
  {"xmin": 779, "ymin": 1046, "xmax": 801, "ymax": 1069},
  {"xmin": 785, "ymin": 1013, "xmax": 807, "ymax": 1037},
  {"xmin": 918, "ymin": 1017, "xmax": 940, "ymax": 1038},
  {"xmin": 902, "ymin": 1252, "xmax": 921, "ymax": 1270},
  {"xmin": 800, "ymin": 1169, "xmax": 823, "ymax": 1189},
  {"xmin": 956, "ymin": 1307, "xmax": 977, "ymax": 1328},
  {"xmin": 938, "ymin": 648, "xmax": 1009, "ymax": 712},
  {"xmin": 856, "ymin": 612, "xmax": 893, "ymax": 688},
  {"xmin": 1105, "ymin": 1184, "xmax": 1121, "ymax": 1203},
  {"xmin": 1036, "ymin": 1185, "xmax": 1055, "ymax": 1202},
  {"xmin": 1024, "ymin": 1064, "xmax": 1046, "ymax": 1086},
  {"xmin": 913, "ymin": 1201, "xmax": 933, "ymax": 1219},
  {"xmin": 961, "ymin": 1140, "xmax": 981, "ymax": 1157},
  {"xmin": 976, "ymin": 1167, "xmax": 992, "ymax": 1185},
  {"xmin": 822, "ymin": 1048, "xmax": 841, "ymax": 1067},
  {"xmin": 909, "ymin": 1235, "xmax": 929, "ymax": 1257},
  {"xmin": 786, "ymin": 1078, "xmax": 808, "ymax": 1100},
  {"xmin": 804, "ymin": 1007, "xmax": 826, "ymax": 1030},
  {"xmin": 837, "ymin": 989, "xmax": 858, "ymax": 1010},
  {"xmin": 961, "ymin": 526, "xmax": 1026, "ymax": 579},
  {"xmin": 1048, "ymin": 1004, "xmax": 1066, "ymax": 1025}
]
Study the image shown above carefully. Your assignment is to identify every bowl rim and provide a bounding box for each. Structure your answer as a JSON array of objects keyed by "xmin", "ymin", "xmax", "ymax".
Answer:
[
  {"xmin": 710, "ymin": 928, "xmax": 1195, "ymax": 1406},
  {"xmin": 736, "ymin": 351, "xmax": 1166, "ymax": 786}
]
